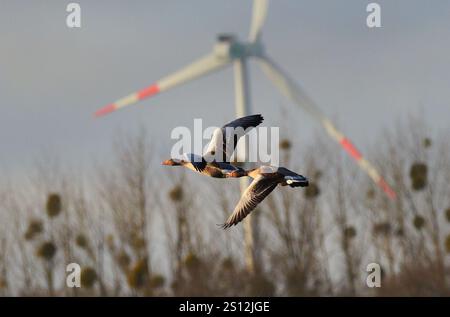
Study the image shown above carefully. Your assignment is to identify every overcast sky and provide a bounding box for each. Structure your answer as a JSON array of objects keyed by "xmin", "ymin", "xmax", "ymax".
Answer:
[{"xmin": 1, "ymin": 0, "xmax": 449, "ymax": 176}]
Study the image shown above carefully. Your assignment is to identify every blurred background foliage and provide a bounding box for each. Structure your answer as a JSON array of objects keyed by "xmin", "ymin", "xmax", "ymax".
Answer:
[{"xmin": 0, "ymin": 114, "xmax": 449, "ymax": 296}]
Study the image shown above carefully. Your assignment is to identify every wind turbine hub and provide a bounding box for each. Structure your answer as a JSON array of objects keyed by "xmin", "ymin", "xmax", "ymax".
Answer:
[
  {"xmin": 214, "ymin": 34, "xmax": 264, "ymax": 59},
  {"xmin": 217, "ymin": 34, "xmax": 236, "ymax": 43}
]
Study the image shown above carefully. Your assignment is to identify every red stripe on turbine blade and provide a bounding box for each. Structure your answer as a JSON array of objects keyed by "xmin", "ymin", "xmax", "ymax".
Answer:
[
  {"xmin": 137, "ymin": 84, "xmax": 160, "ymax": 100},
  {"xmin": 378, "ymin": 178, "xmax": 397, "ymax": 200},
  {"xmin": 340, "ymin": 138, "xmax": 363, "ymax": 161},
  {"xmin": 94, "ymin": 104, "xmax": 116, "ymax": 117}
]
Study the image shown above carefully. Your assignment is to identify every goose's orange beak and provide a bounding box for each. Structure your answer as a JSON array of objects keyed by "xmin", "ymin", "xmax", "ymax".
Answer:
[{"xmin": 162, "ymin": 159, "xmax": 174, "ymax": 166}]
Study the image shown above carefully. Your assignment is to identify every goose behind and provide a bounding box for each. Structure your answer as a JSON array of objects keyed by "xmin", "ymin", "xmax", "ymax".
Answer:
[{"xmin": 220, "ymin": 165, "xmax": 309, "ymax": 229}]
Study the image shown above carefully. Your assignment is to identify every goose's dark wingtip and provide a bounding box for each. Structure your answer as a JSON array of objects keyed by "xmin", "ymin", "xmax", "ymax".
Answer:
[
  {"xmin": 217, "ymin": 223, "xmax": 231, "ymax": 230},
  {"xmin": 255, "ymin": 114, "xmax": 264, "ymax": 123}
]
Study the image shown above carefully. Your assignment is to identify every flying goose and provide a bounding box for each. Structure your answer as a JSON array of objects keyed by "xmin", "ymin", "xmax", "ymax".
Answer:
[
  {"xmin": 162, "ymin": 114, "xmax": 264, "ymax": 178},
  {"xmin": 162, "ymin": 153, "xmax": 245, "ymax": 178},
  {"xmin": 220, "ymin": 166, "xmax": 309, "ymax": 229}
]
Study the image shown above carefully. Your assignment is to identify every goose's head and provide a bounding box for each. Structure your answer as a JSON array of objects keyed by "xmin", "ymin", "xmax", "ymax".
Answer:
[{"xmin": 162, "ymin": 158, "xmax": 182, "ymax": 166}]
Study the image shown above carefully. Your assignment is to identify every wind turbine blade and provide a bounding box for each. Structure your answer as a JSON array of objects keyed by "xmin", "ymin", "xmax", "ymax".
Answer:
[
  {"xmin": 259, "ymin": 55, "xmax": 396, "ymax": 200},
  {"xmin": 248, "ymin": 0, "xmax": 269, "ymax": 42},
  {"xmin": 95, "ymin": 53, "xmax": 231, "ymax": 117}
]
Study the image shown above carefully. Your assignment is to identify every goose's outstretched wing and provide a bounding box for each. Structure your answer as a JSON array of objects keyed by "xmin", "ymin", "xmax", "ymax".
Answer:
[
  {"xmin": 204, "ymin": 114, "xmax": 264, "ymax": 163},
  {"xmin": 220, "ymin": 175, "xmax": 277, "ymax": 229}
]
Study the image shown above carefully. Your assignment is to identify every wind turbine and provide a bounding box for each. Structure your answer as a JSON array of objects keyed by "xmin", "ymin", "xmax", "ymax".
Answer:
[{"xmin": 95, "ymin": 0, "xmax": 396, "ymax": 273}]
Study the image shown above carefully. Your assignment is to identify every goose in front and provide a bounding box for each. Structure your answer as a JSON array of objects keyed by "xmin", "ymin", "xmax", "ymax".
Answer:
[
  {"xmin": 162, "ymin": 114, "xmax": 264, "ymax": 178},
  {"xmin": 220, "ymin": 166, "xmax": 309, "ymax": 229},
  {"xmin": 162, "ymin": 155, "xmax": 245, "ymax": 179}
]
